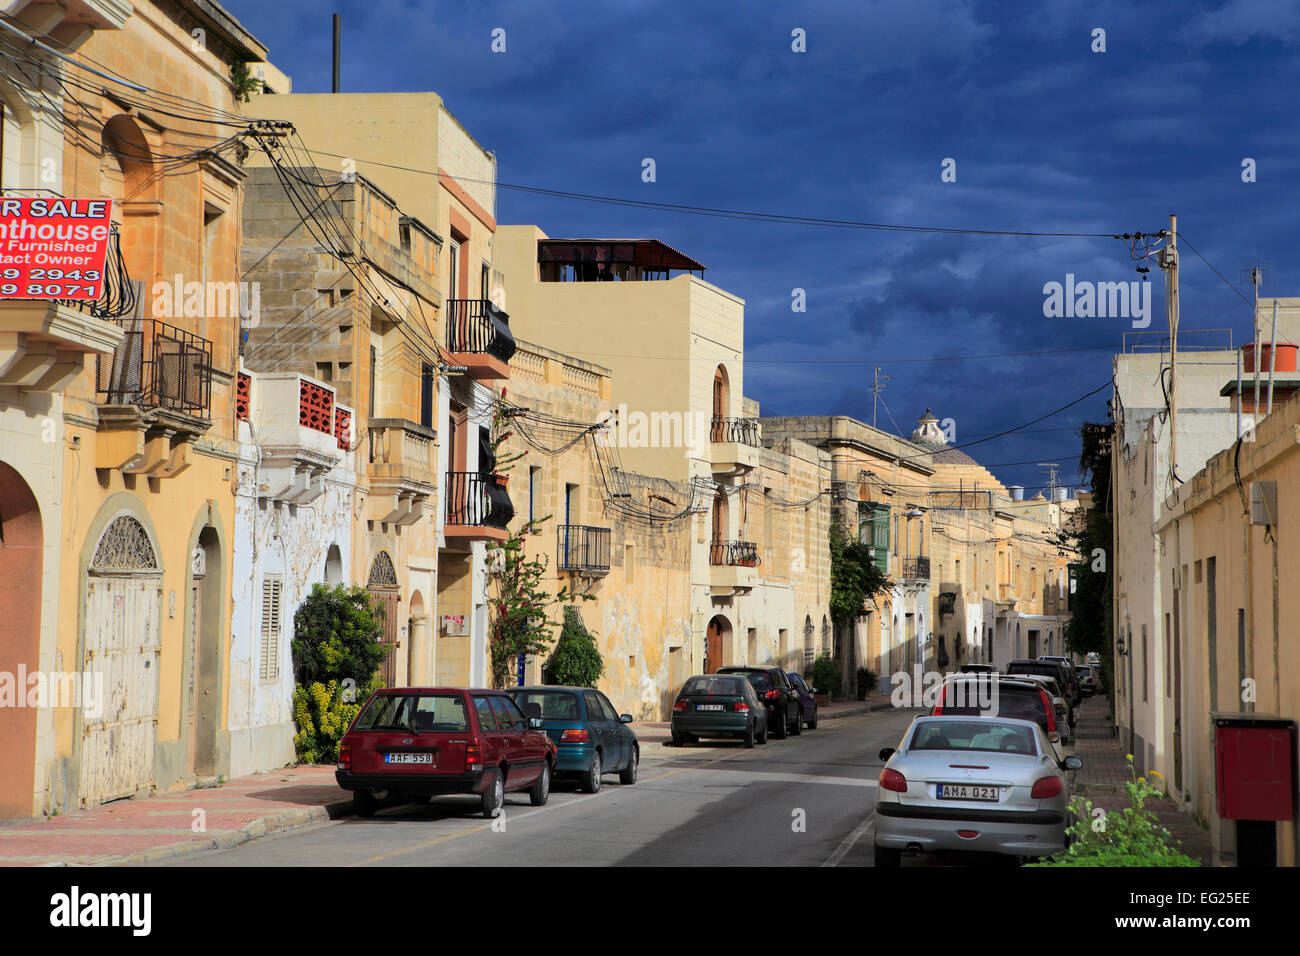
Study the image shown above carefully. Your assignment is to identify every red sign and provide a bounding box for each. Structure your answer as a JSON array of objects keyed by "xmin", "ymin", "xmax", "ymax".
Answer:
[{"xmin": 0, "ymin": 198, "xmax": 114, "ymax": 301}]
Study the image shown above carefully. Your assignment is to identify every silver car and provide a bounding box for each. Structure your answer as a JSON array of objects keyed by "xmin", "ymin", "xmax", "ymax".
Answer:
[{"xmin": 874, "ymin": 715, "xmax": 1082, "ymax": 866}]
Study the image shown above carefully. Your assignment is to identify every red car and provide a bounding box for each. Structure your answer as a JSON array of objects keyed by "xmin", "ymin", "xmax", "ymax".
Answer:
[{"xmin": 336, "ymin": 687, "xmax": 557, "ymax": 818}]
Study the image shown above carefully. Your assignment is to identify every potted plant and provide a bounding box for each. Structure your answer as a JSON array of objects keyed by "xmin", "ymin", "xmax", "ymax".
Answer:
[
  {"xmin": 856, "ymin": 667, "xmax": 877, "ymax": 701},
  {"xmin": 812, "ymin": 654, "xmax": 838, "ymax": 705}
]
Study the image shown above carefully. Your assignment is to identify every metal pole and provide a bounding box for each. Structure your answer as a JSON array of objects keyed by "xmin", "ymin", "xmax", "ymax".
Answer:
[
  {"xmin": 332, "ymin": 14, "xmax": 341, "ymax": 93},
  {"xmin": 1167, "ymin": 215, "xmax": 1178, "ymax": 484},
  {"xmin": 1266, "ymin": 300, "xmax": 1279, "ymax": 414}
]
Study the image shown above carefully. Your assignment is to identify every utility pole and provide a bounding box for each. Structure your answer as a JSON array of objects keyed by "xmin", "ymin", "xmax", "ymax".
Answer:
[
  {"xmin": 1159, "ymin": 215, "xmax": 1179, "ymax": 484},
  {"xmin": 870, "ymin": 366, "xmax": 890, "ymax": 429}
]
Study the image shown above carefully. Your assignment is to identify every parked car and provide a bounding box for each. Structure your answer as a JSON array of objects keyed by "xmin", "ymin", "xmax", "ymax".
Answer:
[
  {"xmin": 508, "ymin": 685, "xmax": 638, "ymax": 793},
  {"xmin": 336, "ymin": 687, "xmax": 556, "ymax": 818},
  {"xmin": 716, "ymin": 665, "xmax": 802, "ymax": 738},
  {"xmin": 1007, "ymin": 658, "xmax": 1079, "ymax": 715},
  {"xmin": 1075, "ymin": 666, "xmax": 1099, "ymax": 697},
  {"xmin": 1036, "ymin": 656, "xmax": 1083, "ymax": 706},
  {"xmin": 959, "ymin": 664, "xmax": 998, "ymax": 674},
  {"xmin": 1012, "ymin": 674, "xmax": 1073, "ymax": 745},
  {"xmin": 785, "ymin": 671, "xmax": 819, "ymax": 730},
  {"xmin": 874, "ymin": 715, "xmax": 1082, "ymax": 866},
  {"xmin": 932, "ymin": 674, "xmax": 1063, "ymax": 747},
  {"xmin": 671, "ymin": 674, "xmax": 768, "ymax": 747}
]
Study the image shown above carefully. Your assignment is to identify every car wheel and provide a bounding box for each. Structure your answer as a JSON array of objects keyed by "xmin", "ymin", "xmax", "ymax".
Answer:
[
  {"xmin": 772, "ymin": 712, "xmax": 787, "ymax": 739},
  {"xmin": 807, "ymin": 712, "xmax": 818, "ymax": 730},
  {"xmin": 790, "ymin": 707, "xmax": 802, "ymax": 736},
  {"xmin": 353, "ymin": 790, "xmax": 378, "ymax": 818},
  {"xmin": 529, "ymin": 761, "xmax": 551, "ymax": 806},
  {"xmin": 481, "ymin": 768, "xmax": 504, "ymax": 818},
  {"xmin": 874, "ymin": 841, "xmax": 901, "ymax": 868},
  {"xmin": 757, "ymin": 722, "xmax": 768, "ymax": 744},
  {"xmin": 744, "ymin": 722, "xmax": 755, "ymax": 748},
  {"xmin": 581, "ymin": 751, "xmax": 603, "ymax": 793},
  {"xmin": 619, "ymin": 748, "xmax": 638, "ymax": 785},
  {"xmin": 671, "ymin": 732, "xmax": 687, "ymax": 747}
]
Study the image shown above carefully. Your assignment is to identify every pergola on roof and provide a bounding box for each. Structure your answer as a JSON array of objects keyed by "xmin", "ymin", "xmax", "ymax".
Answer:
[{"xmin": 537, "ymin": 238, "xmax": 706, "ymax": 273}]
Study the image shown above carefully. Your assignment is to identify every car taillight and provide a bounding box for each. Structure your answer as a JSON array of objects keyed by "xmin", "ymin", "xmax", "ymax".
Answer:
[
  {"xmin": 673, "ymin": 699, "xmax": 688, "ymax": 712},
  {"xmin": 1039, "ymin": 689, "xmax": 1057, "ymax": 733},
  {"xmin": 932, "ymin": 684, "xmax": 946, "ymax": 715},
  {"xmin": 337, "ymin": 743, "xmax": 351, "ymax": 771},
  {"xmin": 734, "ymin": 702, "xmax": 749, "ymax": 712},
  {"xmin": 879, "ymin": 768, "xmax": 907, "ymax": 792},
  {"xmin": 560, "ymin": 728, "xmax": 588, "ymax": 743},
  {"xmin": 465, "ymin": 743, "xmax": 483, "ymax": 772},
  {"xmin": 764, "ymin": 689, "xmax": 780, "ymax": 701},
  {"xmin": 1031, "ymin": 776, "xmax": 1063, "ymax": 799}
]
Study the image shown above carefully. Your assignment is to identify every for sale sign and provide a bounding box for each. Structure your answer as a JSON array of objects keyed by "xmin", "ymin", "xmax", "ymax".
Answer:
[{"xmin": 0, "ymin": 198, "xmax": 114, "ymax": 301}]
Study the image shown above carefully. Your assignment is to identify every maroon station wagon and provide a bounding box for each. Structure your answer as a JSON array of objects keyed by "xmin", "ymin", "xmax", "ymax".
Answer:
[{"xmin": 336, "ymin": 687, "xmax": 557, "ymax": 818}]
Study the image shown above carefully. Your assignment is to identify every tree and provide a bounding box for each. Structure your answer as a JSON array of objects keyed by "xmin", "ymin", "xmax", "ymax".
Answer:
[
  {"xmin": 1060, "ymin": 421, "xmax": 1114, "ymax": 689},
  {"xmin": 291, "ymin": 583, "xmax": 389, "ymax": 688},
  {"xmin": 545, "ymin": 605, "xmax": 604, "ymax": 687},
  {"xmin": 829, "ymin": 516, "xmax": 892, "ymax": 637}
]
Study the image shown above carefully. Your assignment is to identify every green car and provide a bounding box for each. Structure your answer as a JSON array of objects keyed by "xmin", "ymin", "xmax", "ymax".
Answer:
[{"xmin": 670, "ymin": 674, "xmax": 768, "ymax": 748}]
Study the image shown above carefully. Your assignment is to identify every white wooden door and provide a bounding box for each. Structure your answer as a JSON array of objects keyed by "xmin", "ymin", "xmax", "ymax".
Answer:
[{"xmin": 79, "ymin": 575, "xmax": 162, "ymax": 805}]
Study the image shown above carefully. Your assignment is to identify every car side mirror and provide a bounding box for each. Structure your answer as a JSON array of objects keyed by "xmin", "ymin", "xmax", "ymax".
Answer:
[
  {"xmin": 528, "ymin": 717, "xmax": 544, "ymax": 729},
  {"xmin": 879, "ymin": 747, "xmax": 895, "ymax": 761},
  {"xmin": 620, "ymin": 714, "xmax": 633, "ymax": 724},
  {"xmin": 1062, "ymin": 755, "xmax": 1083, "ymax": 771}
]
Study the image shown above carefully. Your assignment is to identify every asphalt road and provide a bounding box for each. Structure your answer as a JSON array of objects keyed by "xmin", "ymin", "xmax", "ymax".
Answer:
[{"xmin": 162, "ymin": 709, "xmax": 921, "ymax": 867}]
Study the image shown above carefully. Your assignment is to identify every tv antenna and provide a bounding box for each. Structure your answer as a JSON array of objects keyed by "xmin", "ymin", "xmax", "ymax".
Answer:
[{"xmin": 870, "ymin": 366, "xmax": 891, "ymax": 429}]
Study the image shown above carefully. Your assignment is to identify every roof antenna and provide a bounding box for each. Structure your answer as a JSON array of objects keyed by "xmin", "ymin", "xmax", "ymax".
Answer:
[{"xmin": 332, "ymin": 14, "xmax": 341, "ymax": 93}]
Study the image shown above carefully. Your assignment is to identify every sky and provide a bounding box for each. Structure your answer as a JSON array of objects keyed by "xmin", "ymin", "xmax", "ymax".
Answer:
[{"xmin": 219, "ymin": 0, "xmax": 1300, "ymax": 495}]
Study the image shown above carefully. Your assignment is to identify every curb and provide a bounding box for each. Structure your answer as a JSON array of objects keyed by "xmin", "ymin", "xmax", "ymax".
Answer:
[{"xmin": 95, "ymin": 798, "xmax": 355, "ymax": 867}]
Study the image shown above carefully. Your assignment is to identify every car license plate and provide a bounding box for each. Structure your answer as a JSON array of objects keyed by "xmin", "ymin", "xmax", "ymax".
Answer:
[
  {"xmin": 697, "ymin": 704, "xmax": 724, "ymax": 711},
  {"xmin": 384, "ymin": 753, "xmax": 433, "ymax": 764},
  {"xmin": 936, "ymin": 784, "xmax": 998, "ymax": 801}
]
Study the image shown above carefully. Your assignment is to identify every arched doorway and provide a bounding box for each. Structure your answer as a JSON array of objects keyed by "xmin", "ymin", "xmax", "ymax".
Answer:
[
  {"xmin": 803, "ymin": 615, "xmax": 814, "ymax": 671},
  {"xmin": 367, "ymin": 550, "xmax": 400, "ymax": 687},
  {"xmin": 711, "ymin": 364, "xmax": 730, "ymax": 439},
  {"xmin": 324, "ymin": 543, "xmax": 343, "ymax": 585},
  {"xmin": 710, "ymin": 489, "xmax": 728, "ymax": 561},
  {"xmin": 0, "ymin": 464, "xmax": 42, "ymax": 818},
  {"xmin": 185, "ymin": 526, "xmax": 222, "ymax": 778},
  {"xmin": 407, "ymin": 591, "xmax": 427, "ymax": 686},
  {"xmin": 705, "ymin": 615, "xmax": 732, "ymax": 673},
  {"xmin": 81, "ymin": 512, "xmax": 162, "ymax": 806}
]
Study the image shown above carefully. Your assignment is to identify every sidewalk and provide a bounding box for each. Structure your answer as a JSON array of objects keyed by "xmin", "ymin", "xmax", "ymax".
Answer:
[
  {"xmin": 1073, "ymin": 695, "xmax": 1213, "ymax": 865},
  {"xmin": 639, "ymin": 694, "xmax": 894, "ymax": 756},
  {"xmin": 0, "ymin": 765, "xmax": 350, "ymax": 867}
]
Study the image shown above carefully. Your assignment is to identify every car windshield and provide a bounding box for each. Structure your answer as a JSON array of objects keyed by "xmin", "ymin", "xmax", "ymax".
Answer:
[
  {"xmin": 355, "ymin": 693, "xmax": 469, "ymax": 732},
  {"xmin": 511, "ymin": 690, "xmax": 581, "ymax": 720},
  {"xmin": 911, "ymin": 720, "xmax": 1037, "ymax": 754},
  {"xmin": 682, "ymin": 676, "xmax": 741, "ymax": 696}
]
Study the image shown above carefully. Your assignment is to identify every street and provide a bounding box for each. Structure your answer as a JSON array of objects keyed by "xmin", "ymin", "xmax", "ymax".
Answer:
[{"xmin": 163, "ymin": 710, "xmax": 918, "ymax": 868}]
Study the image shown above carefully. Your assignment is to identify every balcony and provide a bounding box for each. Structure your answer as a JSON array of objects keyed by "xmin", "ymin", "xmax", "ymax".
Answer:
[
  {"xmin": 366, "ymin": 418, "xmax": 436, "ymax": 525},
  {"xmin": 242, "ymin": 373, "xmax": 349, "ymax": 505},
  {"xmin": 557, "ymin": 525, "xmax": 612, "ymax": 575},
  {"xmin": 92, "ymin": 316, "xmax": 213, "ymax": 477},
  {"xmin": 444, "ymin": 471, "xmax": 514, "ymax": 543},
  {"xmin": 0, "ymin": 299, "xmax": 123, "ymax": 393},
  {"xmin": 901, "ymin": 556, "xmax": 931, "ymax": 582},
  {"xmin": 709, "ymin": 538, "xmax": 759, "ymax": 594},
  {"xmin": 446, "ymin": 298, "xmax": 516, "ymax": 381},
  {"xmin": 710, "ymin": 416, "xmax": 762, "ymax": 475}
]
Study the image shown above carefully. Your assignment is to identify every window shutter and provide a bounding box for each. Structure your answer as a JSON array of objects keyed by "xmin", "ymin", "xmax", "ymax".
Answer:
[{"xmin": 260, "ymin": 577, "xmax": 282, "ymax": 680}]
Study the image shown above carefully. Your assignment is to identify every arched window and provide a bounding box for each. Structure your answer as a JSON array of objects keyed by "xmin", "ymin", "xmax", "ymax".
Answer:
[{"xmin": 91, "ymin": 515, "xmax": 159, "ymax": 572}]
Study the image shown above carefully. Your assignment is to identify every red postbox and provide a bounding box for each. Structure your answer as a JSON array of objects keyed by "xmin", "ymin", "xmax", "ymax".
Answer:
[{"xmin": 1212, "ymin": 713, "xmax": 1296, "ymax": 821}]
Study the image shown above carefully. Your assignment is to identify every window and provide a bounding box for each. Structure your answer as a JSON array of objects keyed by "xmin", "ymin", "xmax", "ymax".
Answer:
[
  {"xmin": 473, "ymin": 696, "xmax": 498, "ymax": 730},
  {"xmin": 512, "ymin": 691, "xmax": 579, "ymax": 720},
  {"xmin": 259, "ymin": 576, "xmax": 282, "ymax": 680},
  {"xmin": 1164, "ymin": 614, "xmax": 1172, "ymax": 698},
  {"xmin": 529, "ymin": 466, "xmax": 541, "ymax": 521},
  {"xmin": 597, "ymin": 694, "xmax": 621, "ymax": 722},
  {"xmin": 1141, "ymin": 625, "xmax": 1149, "ymax": 702},
  {"xmin": 482, "ymin": 261, "xmax": 491, "ymax": 300},
  {"xmin": 584, "ymin": 691, "xmax": 608, "ymax": 723},
  {"xmin": 490, "ymin": 695, "xmax": 525, "ymax": 731},
  {"xmin": 420, "ymin": 363, "xmax": 435, "ymax": 428},
  {"xmin": 449, "ymin": 241, "xmax": 459, "ymax": 299}
]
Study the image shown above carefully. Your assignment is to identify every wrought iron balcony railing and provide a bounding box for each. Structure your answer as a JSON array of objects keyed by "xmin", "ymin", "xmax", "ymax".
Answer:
[
  {"xmin": 445, "ymin": 471, "xmax": 514, "ymax": 530},
  {"xmin": 557, "ymin": 524, "xmax": 611, "ymax": 573},
  {"xmin": 901, "ymin": 556, "xmax": 931, "ymax": 581},
  {"xmin": 95, "ymin": 316, "xmax": 212, "ymax": 417},
  {"xmin": 710, "ymin": 416, "xmax": 761, "ymax": 447},
  {"xmin": 709, "ymin": 539, "xmax": 759, "ymax": 567},
  {"xmin": 446, "ymin": 298, "xmax": 517, "ymax": 363}
]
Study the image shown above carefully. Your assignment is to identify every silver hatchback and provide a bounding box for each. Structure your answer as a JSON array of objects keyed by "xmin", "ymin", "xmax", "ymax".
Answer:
[{"xmin": 874, "ymin": 715, "xmax": 1082, "ymax": 866}]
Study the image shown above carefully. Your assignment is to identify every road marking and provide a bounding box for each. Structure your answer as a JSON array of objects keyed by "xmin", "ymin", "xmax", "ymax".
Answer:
[
  {"xmin": 349, "ymin": 752, "xmax": 745, "ymax": 866},
  {"xmin": 822, "ymin": 811, "xmax": 874, "ymax": 867}
]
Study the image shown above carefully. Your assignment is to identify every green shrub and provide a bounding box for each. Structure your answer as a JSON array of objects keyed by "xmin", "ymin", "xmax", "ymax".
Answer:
[
  {"xmin": 290, "ymin": 584, "xmax": 389, "ymax": 764},
  {"xmin": 291, "ymin": 584, "xmax": 389, "ymax": 689},
  {"xmin": 856, "ymin": 667, "xmax": 877, "ymax": 699},
  {"xmin": 1031, "ymin": 756, "xmax": 1201, "ymax": 867},
  {"xmin": 812, "ymin": 654, "xmax": 839, "ymax": 698},
  {"xmin": 544, "ymin": 605, "xmax": 604, "ymax": 688}
]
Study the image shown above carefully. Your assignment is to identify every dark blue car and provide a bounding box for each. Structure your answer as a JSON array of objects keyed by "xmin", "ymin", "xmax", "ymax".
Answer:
[
  {"xmin": 786, "ymin": 671, "xmax": 819, "ymax": 730},
  {"xmin": 508, "ymin": 686, "xmax": 639, "ymax": 793}
]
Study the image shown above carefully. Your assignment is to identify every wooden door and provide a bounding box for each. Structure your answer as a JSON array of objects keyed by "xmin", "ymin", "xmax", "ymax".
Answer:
[
  {"xmin": 1173, "ymin": 590, "xmax": 1183, "ymax": 791},
  {"xmin": 80, "ymin": 575, "xmax": 161, "ymax": 805},
  {"xmin": 706, "ymin": 619, "xmax": 723, "ymax": 673},
  {"xmin": 185, "ymin": 579, "xmax": 200, "ymax": 777},
  {"xmin": 370, "ymin": 588, "xmax": 400, "ymax": 687}
]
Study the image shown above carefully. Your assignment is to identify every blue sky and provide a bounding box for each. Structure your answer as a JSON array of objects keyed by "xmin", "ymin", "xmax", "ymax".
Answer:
[{"xmin": 220, "ymin": 0, "xmax": 1299, "ymax": 494}]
